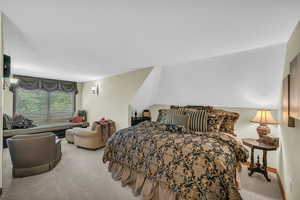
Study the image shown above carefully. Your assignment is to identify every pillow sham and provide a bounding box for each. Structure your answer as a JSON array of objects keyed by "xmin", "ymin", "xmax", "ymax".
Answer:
[
  {"xmin": 207, "ymin": 114, "xmax": 224, "ymax": 132},
  {"xmin": 187, "ymin": 110, "xmax": 208, "ymax": 132},
  {"xmin": 171, "ymin": 105, "xmax": 214, "ymax": 111},
  {"xmin": 209, "ymin": 109, "xmax": 239, "ymax": 135}
]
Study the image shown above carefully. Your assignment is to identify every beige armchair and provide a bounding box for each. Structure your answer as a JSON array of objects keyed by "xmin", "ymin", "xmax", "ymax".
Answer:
[
  {"xmin": 74, "ymin": 121, "xmax": 116, "ymax": 150},
  {"xmin": 7, "ymin": 132, "xmax": 62, "ymax": 178}
]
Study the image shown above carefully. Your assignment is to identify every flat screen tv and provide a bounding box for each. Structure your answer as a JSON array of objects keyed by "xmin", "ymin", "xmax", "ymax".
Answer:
[{"xmin": 3, "ymin": 54, "xmax": 11, "ymax": 78}]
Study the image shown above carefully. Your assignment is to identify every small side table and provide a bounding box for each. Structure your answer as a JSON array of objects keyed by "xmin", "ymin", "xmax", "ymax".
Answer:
[{"xmin": 242, "ymin": 138, "xmax": 277, "ymax": 182}]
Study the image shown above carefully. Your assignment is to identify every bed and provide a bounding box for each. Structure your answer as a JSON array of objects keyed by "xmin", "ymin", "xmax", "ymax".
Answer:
[{"xmin": 103, "ymin": 106, "xmax": 248, "ymax": 200}]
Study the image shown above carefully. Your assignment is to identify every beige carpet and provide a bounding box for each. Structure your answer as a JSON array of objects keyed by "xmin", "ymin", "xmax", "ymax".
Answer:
[{"xmin": 1, "ymin": 140, "xmax": 282, "ymax": 200}]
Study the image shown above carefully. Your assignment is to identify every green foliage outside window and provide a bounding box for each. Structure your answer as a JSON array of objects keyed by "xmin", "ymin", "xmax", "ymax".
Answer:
[{"xmin": 15, "ymin": 88, "xmax": 74, "ymax": 121}]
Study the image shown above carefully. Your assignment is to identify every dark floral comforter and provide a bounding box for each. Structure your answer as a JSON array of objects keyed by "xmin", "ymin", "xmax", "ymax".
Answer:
[{"xmin": 103, "ymin": 121, "xmax": 248, "ymax": 200}]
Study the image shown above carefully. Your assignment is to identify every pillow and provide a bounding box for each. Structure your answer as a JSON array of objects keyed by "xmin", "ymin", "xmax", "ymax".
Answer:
[
  {"xmin": 209, "ymin": 109, "xmax": 239, "ymax": 135},
  {"xmin": 157, "ymin": 109, "xmax": 170, "ymax": 123},
  {"xmin": 171, "ymin": 105, "xmax": 214, "ymax": 111},
  {"xmin": 187, "ymin": 110, "xmax": 208, "ymax": 132},
  {"xmin": 172, "ymin": 114, "xmax": 188, "ymax": 127},
  {"xmin": 157, "ymin": 109, "xmax": 185, "ymax": 124},
  {"xmin": 70, "ymin": 116, "xmax": 84, "ymax": 123},
  {"xmin": 3, "ymin": 114, "xmax": 13, "ymax": 130},
  {"xmin": 207, "ymin": 114, "xmax": 224, "ymax": 132}
]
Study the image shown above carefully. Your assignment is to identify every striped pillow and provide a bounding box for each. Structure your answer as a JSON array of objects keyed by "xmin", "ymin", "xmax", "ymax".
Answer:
[
  {"xmin": 187, "ymin": 110, "xmax": 208, "ymax": 132},
  {"xmin": 165, "ymin": 109, "xmax": 186, "ymax": 124},
  {"xmin": 157, "ymin": 109, "xmax": 185, "ymax": 124}
]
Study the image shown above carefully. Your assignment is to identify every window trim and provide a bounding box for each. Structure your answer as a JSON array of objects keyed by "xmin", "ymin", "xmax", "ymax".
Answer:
[{"xmin": 13, "ymin": 89, "xmax": 76, "ymax": 121}]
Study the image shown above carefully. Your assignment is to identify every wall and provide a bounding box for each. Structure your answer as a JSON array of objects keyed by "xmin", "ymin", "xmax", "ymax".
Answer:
[
  {"xmin": 131, "ymin": 66, "xmax": 162, "ymax": 113},
  {"xmin": 150, "ymin": 104, "xmax": 280, "ymax": 168},
  {"xmin": 0, "ymin": 12, "xmax": 3, "ymax": 191},
  {"xmin": 154, "ymin": 44, "xmax": 285, "ymax": 109},
  {"xmin": 278, "ymin": 21, "xmax": 300, "ymax": 200},
  {"xmin": 3, "ymin": 82, "xmax": 83, "ymax": 118},
  {"xmin": 81, "ymin": 67, "xmax": 153, "ymax": 130}
]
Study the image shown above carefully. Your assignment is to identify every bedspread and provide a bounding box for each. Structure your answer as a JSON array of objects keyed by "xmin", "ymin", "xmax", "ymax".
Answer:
[{"xmin": 103, "ymin": 121, "xmax": 248, "ymax": 200}]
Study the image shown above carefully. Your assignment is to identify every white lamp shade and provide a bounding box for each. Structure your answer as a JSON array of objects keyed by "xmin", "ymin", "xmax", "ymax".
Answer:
[{"xmin": 250, "ymin": 109, "xmax": 278, "ymax": 125}]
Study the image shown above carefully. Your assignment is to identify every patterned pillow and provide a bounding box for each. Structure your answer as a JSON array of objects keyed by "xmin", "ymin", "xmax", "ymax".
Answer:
[
  {"xmin": 157, "ymin": 109, "xmax": 169, "ymax": 123},
  {"xmin": 171, "ymin": 105, "xmax": 214, "ymax": 111},
  {"xmin": 187, "ymin": 110, "xmax": 208, "ymax": 132},
  {"xmin": 207, "ymin": 114, "xmax": 224, "ymax": 132},
  {"xmin": 209, "ymin": 109, "xmax": 239, "ymax": 135}
]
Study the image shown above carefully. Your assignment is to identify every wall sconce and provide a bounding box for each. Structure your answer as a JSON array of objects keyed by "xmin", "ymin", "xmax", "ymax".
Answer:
[
  {"xmin": 3, "ymin": 77, "xmax": 19, "ymax": 90},
  {"xmin": 91, "ymin": 83, "xmax": 100, "ymax": 96}
]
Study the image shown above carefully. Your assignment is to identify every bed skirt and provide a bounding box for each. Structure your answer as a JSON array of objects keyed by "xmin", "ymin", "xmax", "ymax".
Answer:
[{"xmin": 108, "ymin": 161, "xmax": 242, "ymax": 200}]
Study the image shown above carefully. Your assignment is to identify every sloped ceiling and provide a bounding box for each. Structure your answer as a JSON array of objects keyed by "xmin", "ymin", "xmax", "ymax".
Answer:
[
  {"xmin": 1, "ymin": 1, "xmax": 300, "ymax": 81},
  {"xmin": 131, "ymin": 44, "xmax": 286, "ymax": 109}
]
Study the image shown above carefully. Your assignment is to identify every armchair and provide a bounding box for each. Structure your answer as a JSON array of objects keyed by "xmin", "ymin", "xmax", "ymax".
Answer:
[
  {"xmin": 7, "ymin": 132, "xmax": 62, "ymax": 178},
  {"xmin": 74, "ymin": 121, "xmax": 115, "ymax": 150}
]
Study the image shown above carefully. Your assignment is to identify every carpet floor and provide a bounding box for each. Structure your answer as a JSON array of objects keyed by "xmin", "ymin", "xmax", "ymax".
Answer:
[{"xmin": 1, "ymin": 140, "xmax": 283, "ymax": 200}]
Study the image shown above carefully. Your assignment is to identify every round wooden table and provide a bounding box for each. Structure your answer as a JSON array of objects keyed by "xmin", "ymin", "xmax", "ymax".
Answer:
[{"xmin": 242, "ymin": 138, "xmax": 277, "ymax": 182}]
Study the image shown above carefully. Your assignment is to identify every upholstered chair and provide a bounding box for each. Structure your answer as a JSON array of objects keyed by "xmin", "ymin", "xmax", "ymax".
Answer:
[
  {"xmin": 74, "ymin": 121, "xmax": 115, "ymax": 150},
  {"xmin": 7, "ymin": 132, "xmax": 62, "ymax": 178}
]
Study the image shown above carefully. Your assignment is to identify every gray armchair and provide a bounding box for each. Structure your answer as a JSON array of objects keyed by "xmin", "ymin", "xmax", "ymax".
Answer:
[{"xmin": 7, "ymin": 132, "xmax": 62, "ymax": 178}]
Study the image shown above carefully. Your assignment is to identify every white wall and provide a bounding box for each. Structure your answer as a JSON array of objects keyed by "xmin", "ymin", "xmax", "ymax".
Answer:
[
  {"xmin": 154, "ymin": 44, "xmax": 285, "ymax": 109},
  {"xmin": 278, "ymin": 21, "xmax": 300, "ymax": 200},
  {"xmin": 0, "ymin": 12, "xmax": 3, "ymax": 191},
  {"xmin": 131, "ymin": 66, "xmax": 162, "ymax": 113},
  {"xmin": 81, "ymin": 67, "xmax": 152, "ymax": 130},
  {"xmin": 150, "ymin": 105, "xmax": 280, "ymax": 168}
]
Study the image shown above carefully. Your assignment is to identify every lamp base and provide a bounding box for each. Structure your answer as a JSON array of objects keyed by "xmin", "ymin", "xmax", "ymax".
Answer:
[{"xmin": 257, "ymin": 125, "xmax": 271, "ymax": 138}]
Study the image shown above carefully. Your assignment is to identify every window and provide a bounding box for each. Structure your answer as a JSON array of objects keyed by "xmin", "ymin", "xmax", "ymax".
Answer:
[{"xmin": 15, "ymin": 88, "xmax": 75, "ymax": 121}]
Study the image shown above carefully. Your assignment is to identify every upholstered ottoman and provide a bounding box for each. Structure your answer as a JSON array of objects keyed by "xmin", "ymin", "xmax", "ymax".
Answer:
[{"xmin": 65, "ymin": 128, "xmax": 77, "ymax": 143}]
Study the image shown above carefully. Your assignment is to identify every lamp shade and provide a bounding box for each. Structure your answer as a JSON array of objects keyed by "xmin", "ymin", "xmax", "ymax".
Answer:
[{"xmin": 250, "ymin": 109, "xmax": 278, "ymax": 125}]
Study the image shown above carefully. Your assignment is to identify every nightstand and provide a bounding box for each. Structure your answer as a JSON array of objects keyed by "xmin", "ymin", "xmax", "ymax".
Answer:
[
  {"xmin": 131, "ymin": 117, "xmax": 151, "ymax": 126},
  {"xmin": 242, "ymin": 138, "xmax": 277, "ymax": 182}
]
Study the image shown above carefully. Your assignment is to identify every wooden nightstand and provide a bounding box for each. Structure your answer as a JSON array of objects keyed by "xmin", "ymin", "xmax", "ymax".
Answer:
[{"xmin": 242, "ymin": 138, "xmax": 277, "ymax": 182}]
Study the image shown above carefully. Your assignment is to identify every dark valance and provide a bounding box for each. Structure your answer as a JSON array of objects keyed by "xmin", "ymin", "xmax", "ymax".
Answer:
[{"xmin": 9, "ymin": 75, "xmax": 78, "ymax": 94}]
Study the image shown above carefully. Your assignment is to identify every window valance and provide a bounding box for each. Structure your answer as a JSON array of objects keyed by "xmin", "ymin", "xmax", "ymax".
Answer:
[{"xmin": 9, "ymin": 75, "xmax": 78, "ymax": 94}]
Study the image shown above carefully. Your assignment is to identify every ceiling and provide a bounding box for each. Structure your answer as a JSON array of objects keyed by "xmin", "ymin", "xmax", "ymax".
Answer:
[{"xmin": 1, "ymin": 0, "xmax": 300, "ymax": 82}]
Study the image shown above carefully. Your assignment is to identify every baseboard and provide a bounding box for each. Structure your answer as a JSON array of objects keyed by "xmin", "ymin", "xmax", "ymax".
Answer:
[
  {"xmin": 241, "ymin": 162, "xmax": 286, "ymax": 200},
  {"xmin": 275, "ymin": 171, "xmax": 287, "ymax": 200}
]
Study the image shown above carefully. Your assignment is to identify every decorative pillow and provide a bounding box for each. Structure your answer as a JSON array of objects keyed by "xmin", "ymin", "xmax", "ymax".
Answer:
[
  {"xmin": 171, "ymin": 105, "xmax": 214, "ymax": 114},
  {"xmin": 91, "ymin": 121, "xmax": 98, "ymax": 131},
  {"xmin": 172, "ymin": 114, "xmax": 188, "ymax": 127},
  {"xmin": 187, "ymin": 110, "xmax": 208, "ymax": 132},
  {"xmin": 157, "ymin": 109, "xmax": 185, "ymax": 124},
  {"xmin": 157, "ymin": 109, "xmax": 170, "ymax": 123},
  {"xmin": 209, "ymin": 109, "xmax": 239, "ymax": 135},
  {"xmin": 12, "ymin": 114, "xmax": 35, "ymax": 129},
  {"xmin": 70, "ymin": 116, "xmax": 84, "ymax": 123},
  {"xmin": 3, "ymin": 114, "xmax": 13, "ymax": 130},
  {"xmin": 184, "ymin": 105, "xmax": 214, "ymax": 111},
  {"xmin": 207, "ymin": 114, "xmax": 224, "ymax": 132}
]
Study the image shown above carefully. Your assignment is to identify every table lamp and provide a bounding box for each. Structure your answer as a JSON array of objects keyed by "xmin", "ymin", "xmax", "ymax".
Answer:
[{"xmin": 250, "ymin": 109, "xmax": 278, "ymax": 138}]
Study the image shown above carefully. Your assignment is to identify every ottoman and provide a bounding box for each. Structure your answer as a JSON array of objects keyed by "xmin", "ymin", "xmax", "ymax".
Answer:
[{"xmin": 65, "ymin": 128, "xmax": 77, "ymax": 143}]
